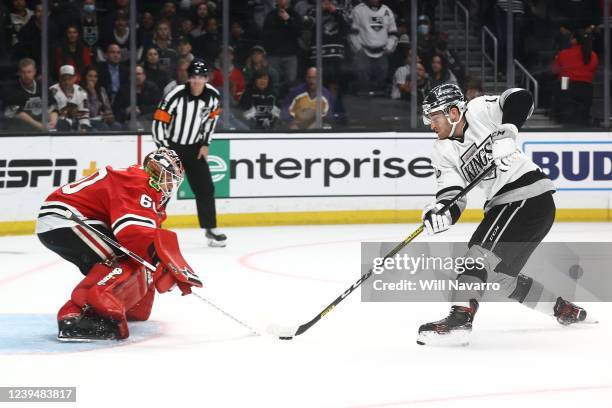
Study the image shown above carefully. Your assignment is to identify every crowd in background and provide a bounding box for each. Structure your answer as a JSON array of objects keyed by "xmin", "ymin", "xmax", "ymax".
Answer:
[{"xmin": 0, "ymin": 0, "xmax": 609, "ymax": 132}]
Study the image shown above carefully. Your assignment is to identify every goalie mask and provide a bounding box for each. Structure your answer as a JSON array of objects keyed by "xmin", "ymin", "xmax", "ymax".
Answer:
[
  {"xmin": 143, "ymin": 148, "xmax": 185, "ymax": 204},
  {"xmin": 422, "ymin": 84, "xmax": 467, "ymax": 138}
]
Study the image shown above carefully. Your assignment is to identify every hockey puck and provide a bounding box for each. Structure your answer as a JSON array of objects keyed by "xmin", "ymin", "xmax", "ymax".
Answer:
[{"xmin": 279, "ymin": 336, "xmax": 293, "ymax": 340}]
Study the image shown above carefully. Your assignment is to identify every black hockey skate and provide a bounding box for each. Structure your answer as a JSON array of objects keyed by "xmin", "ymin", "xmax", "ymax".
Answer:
[
  {"xmin": 417, "ymin": 300, "xmax": 478, "ymax": 346},
  {"xmin": 205, "ymin": 228, "xmax": 227, "ymax": 247},
  {"xmin": 553, "ymin": 297, "xmax": 587, "ymax": 325},
  {"xmin": 57, "ymin": 307, "xmax": 121, "ymax": 342}
]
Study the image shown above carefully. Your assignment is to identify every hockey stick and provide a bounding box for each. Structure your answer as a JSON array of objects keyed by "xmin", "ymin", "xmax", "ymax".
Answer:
[
  {"xmin": 268, "ymin": 164, "xmax": 496, "ymax": 340},
  {"xmin": 62, "ymin": 210, "xmax": 259, "ymax": 336}
]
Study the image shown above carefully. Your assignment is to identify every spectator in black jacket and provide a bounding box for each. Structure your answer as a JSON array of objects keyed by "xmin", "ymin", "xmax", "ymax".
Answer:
[
  {"xmin": 240, "ymin": 69, "xmax": 281, "ymax": 129},
  {"xmin": 305, "ymin": 0, "xmax": 349, "ymax": 86},
  {"xmin": 97, "ymin": 43, "xmax": 130, "ymax": 117},
  {"xmin": 193, "ymin": 17, "xmax": 221, "ymax": 63},
  {"xmin": 14, "ymin": 3, "xmax": 58, "ymax": 66},
  {"xmin": 115, "ymin": 65, "xmax": 161, "ymax": 126},
  {"xmin": 142, "ymin": 47, "xmax": 172, "ymax": 91},
  {"xmin": 262, "ymin": 0, "xmax": 303, "ymax": 88}
]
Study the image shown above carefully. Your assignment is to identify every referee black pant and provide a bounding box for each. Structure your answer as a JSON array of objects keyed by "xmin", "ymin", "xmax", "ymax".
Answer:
[{"xmin": 169, "ymin": 142, "xmax": 217, "ymax": 229}]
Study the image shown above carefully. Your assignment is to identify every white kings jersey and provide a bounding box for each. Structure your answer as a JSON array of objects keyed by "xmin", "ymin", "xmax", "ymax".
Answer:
[{"xmin": 431, "ymin": 93, "xmax": 555, "ymax": 214}]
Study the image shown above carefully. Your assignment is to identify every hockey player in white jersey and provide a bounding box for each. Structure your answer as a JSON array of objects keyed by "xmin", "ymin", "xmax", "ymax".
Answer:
[{"xmin": 417, "ymin": 84, "xmax": 587, "ymax": 346}]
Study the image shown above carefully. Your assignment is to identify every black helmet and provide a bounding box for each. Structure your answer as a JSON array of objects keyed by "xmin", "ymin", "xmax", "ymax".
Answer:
[
  {"xmin": 188, "ymin": 58, "xmax": 209, "ymax": 76},
  {"xmin": 422, "ymin": 84, "xmax": 466, "ymax": 125}
]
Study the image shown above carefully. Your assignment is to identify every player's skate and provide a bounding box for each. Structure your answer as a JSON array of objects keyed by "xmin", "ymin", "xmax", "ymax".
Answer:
[
  {"xmin": 57, "ymin": 307, "xmax": 121, "ymax": 342},
  {"xmin": 553, "ymin": 297, "xmax": 587, "ymax": 325},
  {"xmin": 417, "ymin": 300, "xmax": 478, "ymax": 346},
  {"xmin": 205, "ymin": 228, "xmax": 227, "ymax": 247}
]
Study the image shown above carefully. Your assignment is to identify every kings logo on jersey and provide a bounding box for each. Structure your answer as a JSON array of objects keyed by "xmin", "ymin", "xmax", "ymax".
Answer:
[{"xmin": 460, "ymin": 135, "xmax": 495, "ymax": 182}]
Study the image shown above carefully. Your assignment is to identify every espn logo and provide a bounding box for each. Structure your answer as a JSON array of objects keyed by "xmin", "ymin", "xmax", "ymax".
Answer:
[{"xmin": 0, "ymin": 159, "xmax": 78, "ymax": 188}]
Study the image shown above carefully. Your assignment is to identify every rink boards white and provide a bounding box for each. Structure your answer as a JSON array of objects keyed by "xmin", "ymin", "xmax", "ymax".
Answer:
[{"xmin": 1, "ymin": 132, "xmax": 610, "ymax": 235}]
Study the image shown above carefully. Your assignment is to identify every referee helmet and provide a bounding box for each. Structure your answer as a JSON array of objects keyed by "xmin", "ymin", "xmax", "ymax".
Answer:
[{"xmin": 188, "ymin": 58, "xmax": 210, "ymax": 77}]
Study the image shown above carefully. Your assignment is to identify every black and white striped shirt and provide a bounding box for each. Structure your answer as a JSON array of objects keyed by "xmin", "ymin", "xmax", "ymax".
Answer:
[{"xmin": 152, "ymin": 83, "xmax": 221, "ymax": 146}]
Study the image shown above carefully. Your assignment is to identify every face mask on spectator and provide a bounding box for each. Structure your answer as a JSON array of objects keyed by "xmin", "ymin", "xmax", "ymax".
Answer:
[
  {"xmin": 84, "ymin": 4, "xmax": 96, "ymax": 13},
  {"xmin": 418, "ymin": 24, "xmax": 429, "ymax": 35}
]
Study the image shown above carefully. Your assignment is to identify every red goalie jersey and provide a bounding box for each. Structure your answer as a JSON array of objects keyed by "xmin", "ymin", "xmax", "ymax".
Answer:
[{"xmin": 36, "ymin": 165, "xmax": 167, "ymax": 262}]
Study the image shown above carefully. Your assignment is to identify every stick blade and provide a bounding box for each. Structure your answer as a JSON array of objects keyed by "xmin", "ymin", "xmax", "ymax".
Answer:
[{"xmin": 266, "ymin": 323, "xmax": 298, "ymax": 340}]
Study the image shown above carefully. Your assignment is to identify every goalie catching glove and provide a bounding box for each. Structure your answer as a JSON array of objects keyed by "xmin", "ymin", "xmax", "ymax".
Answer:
[
  {"xmin": 153, "ymin": 228, "xmax": 203, "ymax": 295},
  {"xmin": 422, "ymin": 202, "xmax": 452, "ymax": 235}
]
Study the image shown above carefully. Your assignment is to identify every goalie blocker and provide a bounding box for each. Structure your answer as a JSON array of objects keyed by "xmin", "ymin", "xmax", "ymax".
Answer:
[{"xmin": 57, "ymin": 228, "xmax": 202, "ymax": 341}]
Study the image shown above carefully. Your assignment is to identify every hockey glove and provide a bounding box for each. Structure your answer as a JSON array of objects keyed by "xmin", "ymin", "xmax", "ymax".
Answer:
[
  {"xmin": 422, "ymin": 203, "xmax": 452, "ymax": 235},
  {"xmin": 491, "ymin": 138, "xmax": 519, "ymax": 172},
  {"xmin": 154, "ymin": 262, "xmax": 202, "ymax": 296}
]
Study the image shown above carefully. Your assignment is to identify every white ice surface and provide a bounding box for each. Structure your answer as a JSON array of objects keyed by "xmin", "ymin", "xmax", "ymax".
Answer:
[{"xmin": 0, "ymin": 223, "xmax": 611, "ymax": 408}]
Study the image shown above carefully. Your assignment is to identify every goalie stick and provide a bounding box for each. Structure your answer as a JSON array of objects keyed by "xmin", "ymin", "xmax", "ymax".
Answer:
[
  {"xmin": 267, "ymin": 164, "xmax": 497, "ymax": 340},
  {"xmin": 62, "ymin": 210, "xmax": 259, "ymax": 336}
]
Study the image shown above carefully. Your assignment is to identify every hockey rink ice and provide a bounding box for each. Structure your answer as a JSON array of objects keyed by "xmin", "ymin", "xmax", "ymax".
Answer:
[{"xmin": 1, "ymin": 222, "xmax": 611, "ymax": 408}]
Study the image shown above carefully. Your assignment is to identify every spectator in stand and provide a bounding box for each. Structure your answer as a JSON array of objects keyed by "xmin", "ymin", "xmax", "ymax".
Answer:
[
  {"xmin": 163, "ymin": 58, "xmax": 190, "ymax": 96},
  {"xmin": 15, "ymin": 2, "xmax": 58, "ymax": 67},
  {"xmin": 152, "ymin": 20, "xmax": 179, "ymax": 74},
  {"xmin": 55, "ymin": 25, "xmax": 92, "ymax": 84},
  {"xmin": 463, "ymin": 76, "xmax": 484, "ymax": 101},
  {"xmin": 178, "ymin": 18, "xmax": 196, "ymax": 42},
  {"xmin": 80, "ymin": 0, "xmax": 100, "ymax": 52},
  {"xmin": 434, "ymin": 39, "xmax": 465, "ymax": 85},
  {"xmin": 8, "ymin": 0, "xmax": 33, "ymax": 49},
  {"xmin": 97, "ymin": 11, "xmax": 143, "ymax": 63},
  {"xmin": 391, "ymin": 53, "xmax": 422, "ymax": 99},
  {"xmin": 48, "ymin": 0, "xmax": 81, "ymax": 33},
  {"xmin": 428, "ymin": 53, "xmax": 458, "ymax": 89},
  {"xmin": 391, "ymin": 60, "xmax": 429, "ymax": 104},
  {"xmin": 230, "ymin": 20, "xmax": 251, "ymax": 69},
  {"xmin": 240, "ymin": 69, "xmax": 281, "ymax": 129},
  {"xmin": 281, "ymin": 67, "xmax": 333, "ymax": 129},
  {"xmin": 191, "ymin": 2, "xmax": 212, "ymax": 38},
  {"xmin": 115, "ymin": 65, "xmax": 161, "ymax": 126},
  {"xmin": 177, "ymin": 36, "xmax": 195, "ymax": 63},
  {"xmin": 349, "ymin": 0, "xmax": 398, "ymax": 93},
  {"xmin": 210, "ymin": 47, "xmax": 245, "ymax": 105},
  {"xmin": 50, "ymin": 65, "xmax": 92, "ymax": 132},
  {"xmin": 305, "ymin": 0, "xmax": 349, "ymax": 87},
  {"xmin": 159, "ymin": 2, "xmax": 181, "ymax": 36},
  {"xmin": 100, "ymin": 0, "xmax": 130, "ymax": 40},
  {"xmin": 193, "ymin": 17, "xmax": 221, "ymax": 63},
  {"xmin": 262, "ymin": 0, "xmax": 303, "ymax": 88},
  {"xmin": 3, "ymin": 58, "xmax": 55, "ymax": 131},
  {"xmin": 552, "ymin": 29, "xmax": 598, "ymax": 126},
  {"xmin": 97, "ymin": 43, "xmax": 129, "ymax": 115},
  {"xmin": 243, "ymin": 45, "xmax": 281, "ymax": 98},
  {"xmin": 142, "ymin": 47, "xmax": 172, "ymax": 91},
  {"xmin": 138, "ymin": 11, "xmax": 156, "ymax": 50},
  {"xmin": 81, "ymin": 65, "xmax": 122, "ymax": 131},
  {"xmin": 416, "ymin": 14, "xmax": 448, "ymax": 72}
]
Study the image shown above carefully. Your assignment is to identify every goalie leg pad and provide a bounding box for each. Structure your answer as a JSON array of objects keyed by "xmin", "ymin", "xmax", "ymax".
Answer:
[
  {"xmin": 126, "ymin": 286, "xmax": 155, "ymax": 321},
  {"xmin": 82, "ymin": 259, "xmax": 149, "ymax": 339}
]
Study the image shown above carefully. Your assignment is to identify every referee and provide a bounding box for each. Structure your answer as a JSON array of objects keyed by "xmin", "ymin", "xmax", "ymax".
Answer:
[{"xmin": 151, "ymin": 58, "xmax": 227, "ymax": 247}]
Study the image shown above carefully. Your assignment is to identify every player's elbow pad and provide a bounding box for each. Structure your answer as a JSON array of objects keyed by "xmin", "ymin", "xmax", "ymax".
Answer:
[{"xmin": 499, "ymin": 88, "xmax": 534, "ymax": 129}]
